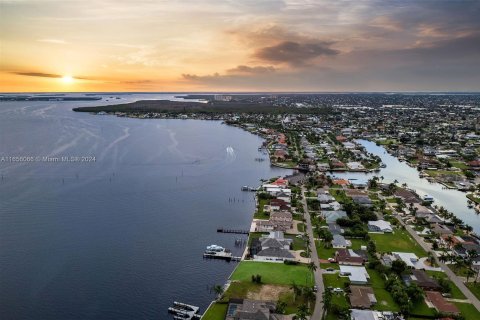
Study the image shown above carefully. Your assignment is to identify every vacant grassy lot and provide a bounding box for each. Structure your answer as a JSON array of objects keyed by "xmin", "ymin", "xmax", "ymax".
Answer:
[
  {"xmin": 323, "ymin": 273, "xmax": 350, "ymax": 288},
  {"xmin": 315, "ymin": 240, "xmax": 336, "ymax": 260},
  {"xmin": 369, "ymin": 229, "xmax": 426, "ymax": 256},
  {"xmin": 231, "ymin": 261, "xmax": 314, "ymax": 286},
  {"xmin": 202, "ymin": 302, "xmax": 228, "ymax": 320},
  {"xmin": 455, "ymin": 302, "xmax": 480, "ymax": 320}
]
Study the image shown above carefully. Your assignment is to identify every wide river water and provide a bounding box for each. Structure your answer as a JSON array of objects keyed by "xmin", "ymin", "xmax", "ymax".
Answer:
[
  {"xmin": 332, "ymin": 139, "xmax": 480, "ymax": 233},
  {"xmin": 0, "ymin": 94, "xmax": 290, "ymax": 320}
]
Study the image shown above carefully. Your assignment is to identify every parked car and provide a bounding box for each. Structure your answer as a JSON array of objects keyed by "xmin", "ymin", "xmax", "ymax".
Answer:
[{"xmin": 333, "ymin": 288, "xmax": 343, "ymax": 293}]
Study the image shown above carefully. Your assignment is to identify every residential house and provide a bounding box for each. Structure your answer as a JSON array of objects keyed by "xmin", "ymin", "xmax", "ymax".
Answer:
[
  {"xmin": 403, "ymin": 270, "xmax": 442, "ymax": 291},
  {"xmin": 349, "ymin": 286, "xmax": 377, "ymax": 309},
  {"xmin": 392, "ymin": 252, "xmax": 419, "ymax": 268},
  {"xmin": 368, "ymin": 220, "xmax": 393, "ymax": 233},
  {"xmin": 225, "ymin": 298, "xmax": 284, "ymax": 320},
  {"xmin": 425, "ymin": 291, "xmax": 460, "ymax": 315},
  {"xmin": 339, "ymin": 266, "xmax": 370, "ymax": 285},
  {"xmin": 336, "ymin": 249, "xmax": 367, "ymax": 266},
  {"xmin": 332, "ymin": 234, "xmax": 351, "ymax": 248}
]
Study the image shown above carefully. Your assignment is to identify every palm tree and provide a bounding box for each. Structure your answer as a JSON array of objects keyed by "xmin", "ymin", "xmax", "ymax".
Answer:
[
  {"xmin": 307, "ymin": 262, "xmax": 317, "ymax": 285},
  {"xmin": 295, "ymin": 304, "xmax": 309, "ymax": 320},
  {"xmin": 291, "ymin": 282, "xmax": 301, "ymax": 302},
  {"xmin": 303, "ymin": 287, "xmax": 316, "ymax": 309},
  {"xmin": 213, "ymin": 285, "xmax": 224, "ymax": 299},
  {"xmin": 322, "ymin": 288, "xmax": 333, "ymax": 319}
]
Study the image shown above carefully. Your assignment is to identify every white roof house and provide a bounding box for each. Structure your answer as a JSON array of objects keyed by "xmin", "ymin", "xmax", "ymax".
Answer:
[
  {"xmin": 339, "ymin": 266, "xmax": 370, "ymax": 284},
  {"xmin": 368, "ymin": 220, "xmax": 393, "ymax": 233},
  {"xmin": 393, "ymin": 252, "xmax": 419, "ymax": 268},
  {"xmin": 350, "ymin": 309, "xmax": 377, "ymax": 320}
]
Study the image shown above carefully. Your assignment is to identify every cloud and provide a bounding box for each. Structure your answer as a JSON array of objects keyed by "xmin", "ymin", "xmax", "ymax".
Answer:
[
  {"xmin": 253, "ymin": 40, "xmax": 339, "ymax": 66},
  {"xmin": 10, "ymin": 71, "xmax": 98, "ymax": 81},
  {"xmin": 11, "ymin": 72, "xmax": 63, "ymax": 78},
  {"xmin": 226, "ymin": 65, "xmax": 276, "ymax": 74}
]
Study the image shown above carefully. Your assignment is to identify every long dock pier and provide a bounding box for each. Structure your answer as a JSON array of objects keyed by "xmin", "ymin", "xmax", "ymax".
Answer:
[{"xmin": 217, "ymin": 228, "xmax": 249, "ymax": 234}]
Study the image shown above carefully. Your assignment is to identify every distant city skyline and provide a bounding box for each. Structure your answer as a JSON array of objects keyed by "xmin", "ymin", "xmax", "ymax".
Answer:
[{"xmin": 1, "ymin": 0, "xmax": 479, "ymax": 92}]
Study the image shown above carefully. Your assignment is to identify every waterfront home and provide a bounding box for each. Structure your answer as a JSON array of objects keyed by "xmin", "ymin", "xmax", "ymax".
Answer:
[
  {"xmin": 333, "ymin": 179, "xmax": 350, "ymax": 186},
  {"xmin": 367, "ymin": 220, "xmax": 393, "ymax": 233},
  {"xmin": 276, "ymin": 191, "xmax": 291, "ymax": 204},
  {"xmin": 349, "ymin": 286, "xmax": 377, "ymax": 309},
  {"xmin": 425, "ymin": 291, "xmax": 460, "ymax": 315},
  {"xmin": 253, "ymin": 231, "xmax": 294, "ymax": 263},
  {"xmin": 270, "ymin": 211, "xmax": 293, "ymax": 229},
  {"xmin": 225, "ymin": 298, "xmax": 283, "ymax": 320},
  {"xmin": 339, "ymin": 266, "xmax": 370, "ymax": 285},
  {"xmin": 347, "ymin": 162, "xmax": 365, "ymax": 171},
  {"xmin": 267, "ymin": 199, "xmax": 291, "ymax": 211},
  {"xmin": 403, "ymin": 270, "xmax": 442, "ymax": 291},
  {"xmin": 431, "ymin": 223, "xmax": 453, "ymax": 236},
  {"xmin": 332, "ymin": 234, "xmax": 351, "ymax": 248}
]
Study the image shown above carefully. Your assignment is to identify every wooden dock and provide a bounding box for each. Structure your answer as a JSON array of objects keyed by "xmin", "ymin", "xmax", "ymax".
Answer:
[{"xmin": 217, "ymin": 228, "xmax": 249, "ymax": 234}]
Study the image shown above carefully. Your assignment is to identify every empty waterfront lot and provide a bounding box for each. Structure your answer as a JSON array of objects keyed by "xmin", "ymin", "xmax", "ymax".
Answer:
[{"xmin": 231, "ymin": 261, "xmax": 314, "ymax": 286}]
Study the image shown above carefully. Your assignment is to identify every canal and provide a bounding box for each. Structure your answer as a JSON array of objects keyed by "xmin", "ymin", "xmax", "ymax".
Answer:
[{"xmin": 330, "ymin": 139, "xmax": 480, "ymax": 233}]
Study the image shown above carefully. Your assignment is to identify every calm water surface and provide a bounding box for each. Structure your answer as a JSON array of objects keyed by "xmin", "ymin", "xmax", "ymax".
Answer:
[
  {"xmin": 0, "ymin": 94, "xmax": 290, "ymax": 320},
  {"xmin": 332, "ymin": 139, "xmax": 480, "ymax": 233}
]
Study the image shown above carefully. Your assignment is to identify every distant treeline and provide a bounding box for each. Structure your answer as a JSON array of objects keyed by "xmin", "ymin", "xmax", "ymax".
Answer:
[{"xmin": 72, "ymin": 100, "xmax": 333, "ymax": 114}]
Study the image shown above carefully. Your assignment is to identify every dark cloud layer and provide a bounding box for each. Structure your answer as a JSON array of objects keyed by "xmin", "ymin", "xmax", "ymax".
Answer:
[
  {"xmin": 226, "ymin": 65, "xmax": 276, "ymax": 74},
  {"xmin": 254, "ymin": 41, "xmax": 339, "ymax": 66}
]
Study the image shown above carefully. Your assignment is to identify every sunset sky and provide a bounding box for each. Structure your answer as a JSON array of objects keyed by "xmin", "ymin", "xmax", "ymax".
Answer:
[{"xmin": 1, "ymin": 0, "xmax": 479, "ymax": 92}]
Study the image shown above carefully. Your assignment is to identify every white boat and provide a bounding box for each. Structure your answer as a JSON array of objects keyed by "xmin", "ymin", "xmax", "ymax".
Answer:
[
  {"xmin": 205, "ymin": 245, "xmax": 225, "ymax": 254},
  {"xmin": 423, "ymin": 194, "xmax": 434, "ymax": 202}
]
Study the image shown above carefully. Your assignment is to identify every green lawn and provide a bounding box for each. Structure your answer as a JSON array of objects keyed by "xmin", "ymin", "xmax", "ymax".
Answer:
[
  {"xmin": 349, "ymin": 238, "xmax": 367, "ymax": 250},
  {"xmin": 247, "ymin": 232, "xmax": 268, "ymax": 246},
  {"xmin": 455, "ymin": 302, "xmax": 480, "ymax": 320},
  {"xmin": 450, "ymin": 161, "xmax": 469, "ymax": 169},
  {"xmin": 202, "ymin": 302, "xmax": 228, "ymax": 320},
  {"xmin": 254, "ymin": 199, "xmax": 270, "ymax": 219},
  {"xmin": 323, "ymin": 273, "xmax": 350, "ymax": 288},
  {"xmin": 320, "ymin": 263, "xmax": 339, "ymax": 270},
  {"xmin": 427, "ymin": 270, "xmax": 466, "ymax": 299},
  {"xmin": 231, "ymin": 261, "xmax": 314, "ymax": 286},
  {"xmin": 369, "ymin": 229, "xmax": 426, "ymax": 256},
  {"xmin": 466, "ymin": 283, "xmax": 480, "ymax": 301},
  {"xmin": 285, "ymin": 234, "xmax": 307, "ymax": 251},
  {"xmin": 410, "ymin": 300, "xmax": 436, "ymax": 317},
  {"xmin": 297, "ymin": 223, "xmax": 306, "ymax": 232},
  {"xmin": 367, "ymin": 269, "xmax": 400, "ymax": 311},
  {"xmin": 425, "ymin": 170, "xmax": 462, "ymax": 177},
  {"xmin": 467, "ymin": 194, "xmax": 480, "ymax": 205},
  {"xmin": 316, "ymin": 240, "xmax": 336, "ymax": 260}
]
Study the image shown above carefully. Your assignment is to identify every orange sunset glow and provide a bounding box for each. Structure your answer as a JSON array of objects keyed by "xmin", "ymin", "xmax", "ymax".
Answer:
[{"xmin": 1, "ymin": 0, "xmax": 479, "ymax": 92}]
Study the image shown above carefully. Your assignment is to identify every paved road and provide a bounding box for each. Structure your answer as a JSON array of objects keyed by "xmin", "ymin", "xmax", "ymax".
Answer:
[
  {"xmin": 301, "ymin": 187, "xmax": 324, "ymax": 319},
  {"xmin": 395, "ymin": 214, "xmax": 480, "ymax": 311}
]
